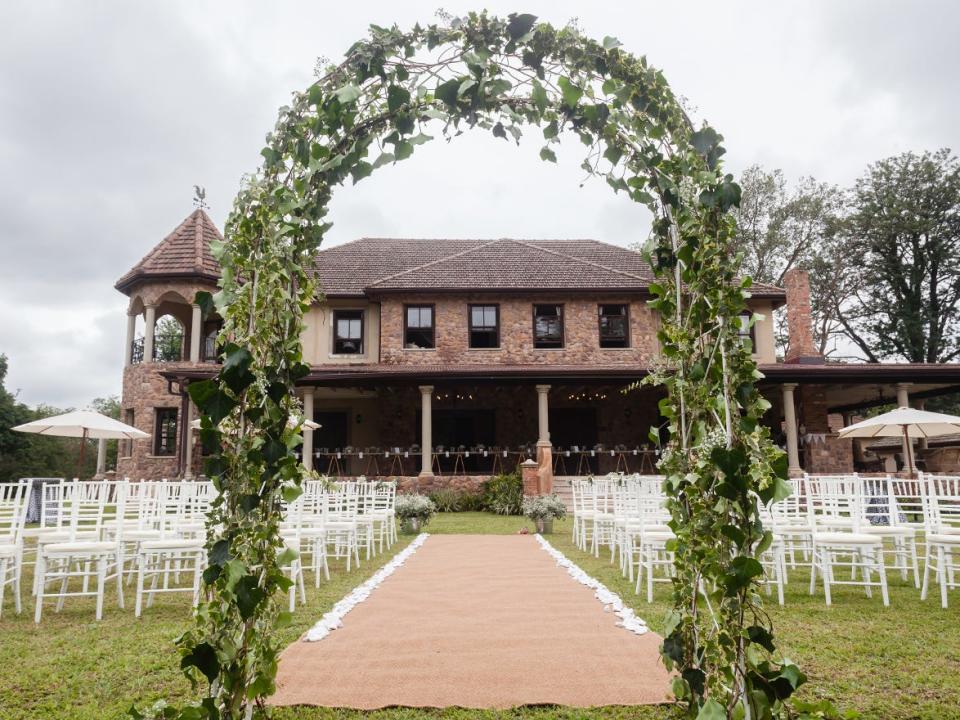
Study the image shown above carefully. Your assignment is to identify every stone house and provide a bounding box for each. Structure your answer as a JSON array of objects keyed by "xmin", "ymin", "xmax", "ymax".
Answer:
[{"xmin": 114, "ymin": 208, "xmax": 960, "ymax": 486}]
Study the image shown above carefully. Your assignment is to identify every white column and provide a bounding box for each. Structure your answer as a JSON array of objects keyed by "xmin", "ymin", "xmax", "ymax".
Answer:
[
  {"xmin": 123, "ymin": 313, "xmax": 136, "ymax": 366},
  {"xmin": 143, "ymin": 304, "xmax": 157, "ymax": 363},
  {"xmin": 419, "ymin": 385, "xmax": 434, "ymax": 477},
  {"xmin": 183, "ymin": 402, "xmax": 194, "ymax": 478},
  {"xmin": 95, "ymin": 438, "xmax": 107, "ymax": 477},
  {"xmin": 302, "ymin": 390, "xmax": 315, "ymax": 472},
  {"xmin": 189, "ymin": 304, "xmax": 202, "ymax": 363},
  {"xmin": 782, "ymin": 383, "xmax": 801, "ymax": 475},
  {"xmin": 896, "ymin": 382, "xmax": 914, "ymax": 472},
  {"xmin": 535, "ymin": 384, "xmax": 551, "ymax": 445}
]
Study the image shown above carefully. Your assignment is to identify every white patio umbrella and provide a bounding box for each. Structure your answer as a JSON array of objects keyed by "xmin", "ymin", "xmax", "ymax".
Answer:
[
  {"xmin": 838, "ymin": 406, "xmax": 960, "ymax": 476},
  {"xmin": 13, "ymin": 409, "xmax": 149, "ymax": 475}
]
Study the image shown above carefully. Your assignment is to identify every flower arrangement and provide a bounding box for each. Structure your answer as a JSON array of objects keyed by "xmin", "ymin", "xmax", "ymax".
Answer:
[
  {"xmin": 523, "ymin": 494, "xmax": 567, "ymax": 533},
  {"xmin": 394, "ymin": 493, "xmax": 436, "ymax": 532}
]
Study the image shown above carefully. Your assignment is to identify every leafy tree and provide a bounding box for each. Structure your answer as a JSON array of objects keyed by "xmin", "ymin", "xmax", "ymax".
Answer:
[
  {"xmin": 733, "ymin": 166, "xmax": 850, "ymax": 356},
  {"xmin": 837, "ymin": 148, "xmax": 960, "ymax": 363}
]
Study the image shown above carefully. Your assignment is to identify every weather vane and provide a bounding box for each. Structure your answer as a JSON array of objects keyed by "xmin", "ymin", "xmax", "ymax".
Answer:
[{"xmin": 192, "ymin": 185, "xmax": 209, "ymax": 210}]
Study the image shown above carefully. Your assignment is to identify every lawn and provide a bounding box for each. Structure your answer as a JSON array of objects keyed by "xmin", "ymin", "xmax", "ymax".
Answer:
[{"xmin": 1, "ymin": 512, "xmax": 957, "ymax": 720}]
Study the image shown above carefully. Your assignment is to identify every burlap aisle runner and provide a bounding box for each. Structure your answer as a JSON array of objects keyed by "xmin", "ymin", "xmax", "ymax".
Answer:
[{"xmin": 271, "ymin": 534, "xmax": 672, "ymax": 709}]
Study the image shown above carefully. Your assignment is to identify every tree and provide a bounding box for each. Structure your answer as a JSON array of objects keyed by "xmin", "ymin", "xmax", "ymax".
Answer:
[
  {"xmin": 837, "ymin": 149, "xmax": 960, "ymax": 363},
  {"xmin": 733, "ymin": 166, "xmax": 850, "ymax": 356}
]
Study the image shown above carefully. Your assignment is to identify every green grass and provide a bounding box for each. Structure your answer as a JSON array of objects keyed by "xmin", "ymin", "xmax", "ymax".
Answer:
[{"xmin": 1, "ymin": 513, "xmax": 957, "ymax": 720}]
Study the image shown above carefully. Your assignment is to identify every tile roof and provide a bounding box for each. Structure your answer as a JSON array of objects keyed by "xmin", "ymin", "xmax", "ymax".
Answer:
[
  {"xmin": 311, "ymin": 237, "xmax": 786, "ymax": 298},
  {"xmin": 115, "ymin": 209, "xmax": 223, "ymax": 293}
]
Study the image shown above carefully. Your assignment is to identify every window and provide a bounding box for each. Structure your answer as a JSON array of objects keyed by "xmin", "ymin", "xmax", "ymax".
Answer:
[
  {"xmin": 533, "ymin": 304, "xmax": 564, "ymax": 348},
  {"xmin": 469, "ymin": 304, "xmax": 499, "ymax": 348},
  {"xmin": 154, "ymin": 408, "xmax": 178, "ymax": 456},
  {"xmin": 738, "ymin": 311, "xmax": 756, "ymax": 349},
  {"xmin": 333, "ymin": 309, "xmax": 364, "ymax": 354},
  {"xmin": 404, "ymin": 305, "xmax": 435, "ymax": 349},
  {"xmin": 598, "ymin": 304, "xmax": 630, "ymax": 348}
]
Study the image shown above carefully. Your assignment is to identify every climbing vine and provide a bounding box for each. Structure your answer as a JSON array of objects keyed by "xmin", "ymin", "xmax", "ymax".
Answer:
[{"xmin": 136, "ymin": 11, "xmax": 823, "ymax": 720}]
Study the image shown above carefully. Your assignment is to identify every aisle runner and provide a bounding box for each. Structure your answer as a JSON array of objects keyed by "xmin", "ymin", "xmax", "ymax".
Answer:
[{"xmin": 271, "ymin": 535, "xmax": 672, "ymax": 709}]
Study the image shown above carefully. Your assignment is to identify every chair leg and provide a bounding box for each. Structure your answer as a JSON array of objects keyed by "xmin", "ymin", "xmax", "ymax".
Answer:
[
  {"xmin": 909, "ymin": 537, "xmax": 920, "ymax": 589},
  {"xmin": 0, "ymin": 559, "xmax": 7, "ymax": 620},
  {"xmin": 55, "ymin": 560, "xmax": 69, "ymax": 613},
  {"xmin": 938, "ymin": 547, "xmax": 949, "ymax": 609},
  {"xmin": 921, "ymin": 545, "xmax": 932, "ymax": 601},
  {"xmin": 822, "ymin": 551, "xmax": 833, "ymax": 607},
  {"xmin": 135, "ymin": 555, "xmax": 146, "ymax": 618},
  {"xmin": 877, "ymin": 551, "xmax": 889, "ymax": 607},
  {"xmin": 95, "ymin": 559, "xmax": 106, "ymax": 621},
  {"xmin": 34, "ymin": 554, "xmax": 46, "ymax": 624}
]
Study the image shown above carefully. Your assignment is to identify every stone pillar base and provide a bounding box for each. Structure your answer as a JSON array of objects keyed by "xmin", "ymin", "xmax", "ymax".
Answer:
[
  {"xmin": 536, "ymin": 441, "xmax": 554, "ymax": 495},
  {"xmin": 521, "ymin": 459, "xmax": 540, "ymax": 497}
]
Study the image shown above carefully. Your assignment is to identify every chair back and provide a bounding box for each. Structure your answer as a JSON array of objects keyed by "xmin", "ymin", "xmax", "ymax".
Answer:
[
  {"xmin": 922, "ymin": 474, "xmax": 960, "ymax": 536},
  {"xmin": 0, "ymin": 479, "xmax": 30, "ymax": 545}
]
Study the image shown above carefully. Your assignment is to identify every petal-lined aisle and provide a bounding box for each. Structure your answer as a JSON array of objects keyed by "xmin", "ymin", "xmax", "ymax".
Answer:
[{"xmin": 271, "ymin": 534, "xmax": 671, "ymax": 709}]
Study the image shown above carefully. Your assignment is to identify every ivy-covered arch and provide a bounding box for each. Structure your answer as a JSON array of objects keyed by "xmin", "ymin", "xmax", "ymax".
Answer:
[{"xmin": 161, "ymin": 12, "xmax": 808, "ymax": 720}]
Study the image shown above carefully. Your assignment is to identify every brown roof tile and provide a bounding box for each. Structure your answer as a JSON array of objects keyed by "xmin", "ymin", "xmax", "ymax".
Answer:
[{"xmin": 115, "ymin": 209, "xmax": 223, "ymax": 293}]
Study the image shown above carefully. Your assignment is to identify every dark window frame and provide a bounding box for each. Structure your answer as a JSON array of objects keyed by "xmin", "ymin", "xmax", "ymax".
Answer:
[
  {"xmin": 533, "ymin": 303, "xmax": 565, "ymax": 349},
  {"xmin": 738, "ymin": 310, "xmax": 757, "ymax": 348},
  {"xmin": 468, "ymin": 303, "xmax": 500, "ymax": 349},
  {"xmin": 598, "ymin": 303, "xmax": 631, "ymax": 349},
  {"xmin": 403, "ymin": 304, "xmax": 436, "ymax": 350},
  {"xmin": 153, "ymin": 407, "xmax": 178, "ymax": 456},
  {"xmin": 332, "ymin": 308, "xmax": 365, "ymax": 355}
]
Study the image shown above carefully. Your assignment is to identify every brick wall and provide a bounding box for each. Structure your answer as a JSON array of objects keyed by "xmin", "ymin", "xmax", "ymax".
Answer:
[
  {"xmin": 377, "ymin": 294, "xmax": 658, "ymax": 366},
  {"xmin": 797, "ymin": 383, "xmax": 854, "ymax": 473},
  {"xmin": 782, "ymin": 269, "xmax": 821, "ymax": 363}
]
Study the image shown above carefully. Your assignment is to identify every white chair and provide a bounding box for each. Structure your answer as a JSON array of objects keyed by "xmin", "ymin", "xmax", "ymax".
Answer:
[
  {"xmin": 324, "ymin": 484, "xmax": 361, "ymax": 571},
  {"xmin": 806, "ymin": 475, "xmax": 889, "ymax": 607},
  {"xmin": 631, "ymin": 477, "xmax": 675, "ymax": 602},
  {"xmin": 34, "ymin": 479, "xmax": 125, "ymax": 622},
  {"xmin": 279, "ymin": 494, "xmax": 308, "ymax": 612},
  {"xmin": 298, "ymin": 479, "xmax": 330, "ymax": 587},
  {"xmin": 862, "ymin": 476, "xmax": 919, "ymax": 587},
  {"xmin": 371, "ymin": 481, "xmax": 397, "ymax": 552},
  {"xmin": 0, "ymin": 480, "xmax": 30, "ymax": 617},
  {"xmin": 920, "ymin": 474, "xmax": 960, "ymax": 608},
  {"xmin": 133, "ymin": 481, "xmax": 206, "ymax": 617}
]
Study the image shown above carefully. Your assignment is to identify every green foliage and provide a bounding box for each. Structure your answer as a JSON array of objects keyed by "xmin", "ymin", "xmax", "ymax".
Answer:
[
  {"xmin": 841, "ymin": 149, "xmax": 960, "ymax": 363},
  {"xmin": 141, "ymin": 10, "xmax": 803, "ymax": 718},
  {"xmin": 522, "ymin": 493, "xmax": 567, "ymax": 521},
  {"xmin": 481, "ymin": 472, "xmax": 524, "ymax": 516},
  {"xmin": 0, "ymin": 354, "xmax": 118, "ymax": 481},
  {"xmin": 427, "ymin": 487, "xmax": 484, "ymax": 512}
]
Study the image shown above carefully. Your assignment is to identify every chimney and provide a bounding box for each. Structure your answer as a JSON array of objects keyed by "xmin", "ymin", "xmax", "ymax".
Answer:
[{"xmin": 783, "ymin": 268, "xmax": 822, "ymax": 364}]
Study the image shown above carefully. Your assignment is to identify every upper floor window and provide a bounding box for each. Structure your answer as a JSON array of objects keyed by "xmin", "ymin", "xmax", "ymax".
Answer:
[
  {"xmin": 333, "ymin": 309, "xmax": 364, "ymax": 354},
  {"xmin": 154, "ymin": 408, "xmax": 178, "ymax": 456},
  {"xmin": 469, "ymin": 304, "xmax": 499, "ymax": 348},
  {"xmin": 738, "ymin": 311, "xmax": 755, "ymax": 348},
  {"xmin": 533, "ymin": 304, "xmax": 564, "ymax": 349},
  {"xmin": 404, "ymin": 305, "xmax": 435, "ymax": 349},
  {"xmin": 598, "ymin": 304, "xmax": 630, "ymax": 348}
]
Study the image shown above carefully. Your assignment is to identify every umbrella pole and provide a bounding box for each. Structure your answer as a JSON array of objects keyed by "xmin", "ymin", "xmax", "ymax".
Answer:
[{"xmin": 77, "ymin": 428, "xmax": 87, "ymax": 479}]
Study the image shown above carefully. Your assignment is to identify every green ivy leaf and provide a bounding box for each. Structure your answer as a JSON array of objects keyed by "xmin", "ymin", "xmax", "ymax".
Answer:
[
  {"xmin": 335, "ymin": 83, "xmax": 361, "ymax": 104},
  {"xmin": 557, "ymin": 76, "xmax": 583, "ymax": 107},
  {"xmin": 539, "ymin": 146, "xmax": 557, "ymax": 163},
  {"xmin": 434, "ymin": 78, "xmax": 460, "ymax": 109},
  {"xmin": 387, "ymin": 84, "xmax": 410, "ymax": 113},
  {"xmin": 602, "ymin": 35, "xmax": 622, "ymax": 50},
  {"xmin": 181, "ymin": 642, "xmax": 220, "ymax": 685},
  {"xmin": 506, "ymin": 13, "xmax": 537, "ymax": 40},
  {"xmin": 351, "ymin": 161, "xmax": 373, "ymax": 184},
  {"xmin": 695, "ymin": 698, "xmax": 727, "ymax": 720},
  {"xmin": 235, "ymin": 575, "xmax": 266, "ymax": 620},
  {"xmin": 531, "ymin": 80, "xmax": 548, "ymax": 114},
  {"xmin": 395, "ymin": 141, "xmax": 414, "ymax": 161}
]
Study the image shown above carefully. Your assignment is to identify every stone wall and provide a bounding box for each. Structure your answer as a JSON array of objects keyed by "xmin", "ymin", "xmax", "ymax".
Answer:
[
  {"xmin": 117, "ymin": 361, "xmax": 201, "ymax": 480},
  {"xmin": 797, "ymin": 383, "xmax": 854, "ymax": 473},
  {"xmin": 377, "ymin": 294, "xmax": 659, "ymax": 366}
]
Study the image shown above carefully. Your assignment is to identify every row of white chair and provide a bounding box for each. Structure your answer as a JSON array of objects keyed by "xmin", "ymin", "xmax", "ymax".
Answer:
[
  {"xmin": 0, "ymin": 477, "xmax": 398, "ymax": 622},
  {"xmin": 571, "ymin": 472, "xmax": 960, "ymax": 608}
]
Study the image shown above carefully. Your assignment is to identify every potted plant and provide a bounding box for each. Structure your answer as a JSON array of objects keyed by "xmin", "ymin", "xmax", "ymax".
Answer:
[
  {"xmin": 395, "ymin": 493, "xmax": 436, "ymax": 534},
  {"xmin": 522, "ymin": 493, "xmax": 567, "ymax": 534}
]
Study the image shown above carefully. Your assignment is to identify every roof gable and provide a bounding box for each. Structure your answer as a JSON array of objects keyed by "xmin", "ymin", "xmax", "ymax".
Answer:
[{"xmin": 115, "ymin": 209, "xmax": 223, "ymax": 293}]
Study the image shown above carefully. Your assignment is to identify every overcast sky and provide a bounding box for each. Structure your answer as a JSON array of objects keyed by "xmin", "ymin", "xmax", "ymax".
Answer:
[{"xmin": 1, "ymin": 0, "xmax": 957, "ymax": 408}]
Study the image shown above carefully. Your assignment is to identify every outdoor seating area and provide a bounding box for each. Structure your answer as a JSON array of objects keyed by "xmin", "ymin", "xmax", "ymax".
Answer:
[
  {"xmin": 0, "ymin": 478, "xmax": 398, "ymax": 622},
  {"xmin": 572, "ymin": 472, "xmax": 960, "ymax": 608}
]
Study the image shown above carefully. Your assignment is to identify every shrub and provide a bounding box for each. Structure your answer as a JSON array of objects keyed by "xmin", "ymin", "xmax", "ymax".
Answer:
[
  {"xmin": 481, "ymin": 471, "xmax": 523, "ymax": 515},
  {"xmin": 522, "ymin": 493, "xmax": 567, "ymax": 521},
  {"xmin": 429, "ymin": 488, "xmax": 464, "ymax": 512},
  {"xmin": 458, "ymin": 490, "xmax": 485, "ymax": 512}
]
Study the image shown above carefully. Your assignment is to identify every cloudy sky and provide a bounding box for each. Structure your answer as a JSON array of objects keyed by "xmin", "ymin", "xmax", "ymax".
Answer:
[{"xmin": 0, "ymin": 0, "xmax": 957, "ymax": 408}]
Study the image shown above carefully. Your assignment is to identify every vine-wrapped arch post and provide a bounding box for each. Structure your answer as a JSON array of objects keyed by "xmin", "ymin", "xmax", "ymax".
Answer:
[{"xmin": 138, "ymin": 12, "xmax": 812, "ymax": 720}]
